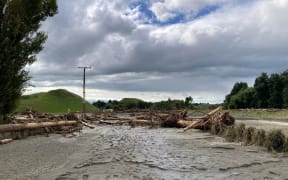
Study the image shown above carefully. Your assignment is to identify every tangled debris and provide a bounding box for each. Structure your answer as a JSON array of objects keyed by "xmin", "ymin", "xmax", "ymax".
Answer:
[
  {"xmin": 2, "ymin": 107, "xmax": 288, "ymax": 153},
  {"xmin": 0, "ymin": 106, "xmax": 235, "ymax": 146},
  {"xmin": 0, "ymin": 110, "xmax": 96, "ymax": 142},
  {"xmin": 97, "ymin": 106, "xmax": 235, "ymax": 131}
]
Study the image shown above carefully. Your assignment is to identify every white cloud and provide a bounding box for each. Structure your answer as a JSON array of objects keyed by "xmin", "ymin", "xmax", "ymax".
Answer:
[
  {"xmin": 149, "ymin": 0, "xmax": 231, "ymax": 22},
  {"xmin": 27, "ymin": 0, "xmax": 288, "ymax": 103}
]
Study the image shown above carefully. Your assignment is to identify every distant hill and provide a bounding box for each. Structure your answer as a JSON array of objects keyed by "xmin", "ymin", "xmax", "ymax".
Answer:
[{"xmin": 15, "ymin": 89, "xmax": 97, "ymax": 113}]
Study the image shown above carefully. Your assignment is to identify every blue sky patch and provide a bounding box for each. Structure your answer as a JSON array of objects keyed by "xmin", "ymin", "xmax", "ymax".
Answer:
[
  {"xmin": 127, "ymin": 0, "xmax": 256, "ymax": 26},
  {"xmin": 194, "ymin": 5, "xmax": 221, "ymax": 19},
  {"xmin": 127, "ymin": 1, "xmax": 221, "ymax": 26}
]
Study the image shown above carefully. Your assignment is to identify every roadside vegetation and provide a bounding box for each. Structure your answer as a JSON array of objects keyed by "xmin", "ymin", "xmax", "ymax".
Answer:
[
  {"xmin": 0, "ymin": 0, "xmax": 58, "ymax": 123},
  {"xmin": 211, "ymin": 123, "xmax": 288, "ymax": 153},
  {"xmin": 224, "ymin": 70, "xmax": 288, "ymax": 109},
  {"xmin": 93, "ymin": 96, "xmax": 194, "ymax": 111}
]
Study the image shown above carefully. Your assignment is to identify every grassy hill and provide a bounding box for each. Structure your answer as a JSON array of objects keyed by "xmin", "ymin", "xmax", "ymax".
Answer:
[{"xmin": 15, "ymin": 89, "xmax": 97, "ymax": 113}]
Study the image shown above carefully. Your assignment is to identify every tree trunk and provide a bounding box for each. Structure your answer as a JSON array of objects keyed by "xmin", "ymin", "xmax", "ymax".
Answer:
[{"xmin": 0, "ymin": 120, "xmax": 78, "ymax": 133}]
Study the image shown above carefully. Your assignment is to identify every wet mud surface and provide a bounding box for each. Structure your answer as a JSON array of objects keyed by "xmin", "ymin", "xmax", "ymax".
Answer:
[{"xmin": 1, "ymin": 126, "xmax": 288, "ymax": 180}]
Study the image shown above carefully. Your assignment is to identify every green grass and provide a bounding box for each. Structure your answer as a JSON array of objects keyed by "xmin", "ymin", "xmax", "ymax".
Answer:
[
  {"xmin": 15, "ymin": 89, "xmax": 97, "ymax": 113},
  {"xmin": 189, "ymin": 107, "xmax": 288, "ymax": 121},
  {"xmin": 228, "ymin": 109, "xmax": 288, "ymax": 121}
]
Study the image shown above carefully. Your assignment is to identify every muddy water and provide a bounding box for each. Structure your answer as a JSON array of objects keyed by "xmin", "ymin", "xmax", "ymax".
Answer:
[{"xmin": 0, "ymin": 126, "xmax": 288, "ymax": 180}]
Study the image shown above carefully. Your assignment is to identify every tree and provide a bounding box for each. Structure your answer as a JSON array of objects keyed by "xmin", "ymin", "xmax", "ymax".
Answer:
[
  {"xmin": 120, "ymin": 98, "xmax": 140, "ymax": 109},
  {"xmin": 184, "ymin": 96, "xmax": 193, "ymax": 109},
  {"xmin": 93, "ymin": 100, "xmax": 107, "ymax": 109},
  {"xmin": 254, "ymin": 73, "xmax": 270, "ymax": 108},
  {"xmin": 224, "ymin": 82, "xmax": 248, "ymax": 108},
  {"xmin": 281, "ymin": 70, "xmax": 288, "ymax": 108},
  {"xmin": 0, "ymin": 0, "xmax": 58, "ymax": 123},
  {"xmin": 268, "ymin": 73, "xmax": 284, "ymax": 108},
  {"xmin": 229, "ymin": 88, "xmax": 256, "ymax": 109}
]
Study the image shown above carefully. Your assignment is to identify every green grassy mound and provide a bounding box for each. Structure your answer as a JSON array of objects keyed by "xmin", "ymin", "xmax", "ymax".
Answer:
[{"xmin": 15, "ymin": 89, "xmax": 97, "ymax": 113}]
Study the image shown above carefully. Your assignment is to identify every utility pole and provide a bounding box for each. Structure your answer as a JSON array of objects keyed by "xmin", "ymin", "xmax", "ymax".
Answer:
[{"xmin": 78, "ymin": 66, "xmax": 91, "ymax": 120}]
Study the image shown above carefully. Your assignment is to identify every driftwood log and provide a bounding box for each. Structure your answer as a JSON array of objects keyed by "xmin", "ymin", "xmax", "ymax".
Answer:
[
  {"xmin": 0, "ymin": 138, "xmax": 13, "ymax": 145},
  {"xmin": 80, "ymin": 120, "xmax": 95, "ymax": 129},
  {"xmin": 99, "ymin": 119, "xmax": 152, "ymax": 126},
  {"xmin": 0, "ymin": 121, "xmax": 78, "ymax": 133}
]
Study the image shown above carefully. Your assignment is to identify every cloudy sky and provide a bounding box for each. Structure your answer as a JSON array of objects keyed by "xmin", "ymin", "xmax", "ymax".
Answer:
[{"xmin": 26, "ymin": 0, "xmax": 288, "ymax": 103}]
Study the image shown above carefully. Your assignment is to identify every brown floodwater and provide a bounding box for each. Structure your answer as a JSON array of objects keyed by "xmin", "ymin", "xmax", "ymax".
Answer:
[{"xmin": 0, "ymin": 125, "xmax": 288, "ymax": 180}]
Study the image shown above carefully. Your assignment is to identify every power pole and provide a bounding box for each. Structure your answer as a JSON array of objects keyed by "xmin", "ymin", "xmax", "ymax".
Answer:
[{"xmin": 78, "ymin": 66, "xmax": 91, "ymax": 120}]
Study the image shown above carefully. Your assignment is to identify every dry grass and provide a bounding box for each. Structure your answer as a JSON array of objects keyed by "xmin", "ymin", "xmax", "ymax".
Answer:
[
  {"xmin": 210, "ymin": 123, "xmax": 226, "ymax": 135},
  {"xmin": 252, "ymin": 129, "xmax": 266, "ymax": 146},
  {"xmin": 284, "ymin": 138, "xmax": 288, "ymax": 152},
  {"xmin": 209, "ymin": 123, "xmax": 288, "ymax": 153},
  {"xmin": 224, "ymin": 126, "xmax": 237, "ymax": 142},
  {"xmin": 265, "ymin": 130, "xmax": 286, "ymax": 152},
  {"xmin": 243, "ymin": 127, "xmax": 256, "ymax": 145},
  {"xmin": 235, "ymin": 123, "xmax": 246, "ymax": 142}
]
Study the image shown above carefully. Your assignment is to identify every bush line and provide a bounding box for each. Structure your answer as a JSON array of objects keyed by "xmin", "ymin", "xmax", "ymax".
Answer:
[{"xmin": 210, "ymin": 123, "xmax": 288, "ymax": 153}]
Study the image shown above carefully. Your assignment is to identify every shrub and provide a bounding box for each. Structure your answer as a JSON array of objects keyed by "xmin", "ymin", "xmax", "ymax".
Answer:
[
  {"xmin": 283, "ymin": 137, "xmax": 288, "ymax": 152},
  {"xmin": 235, "ymin": 123, "xmax": 246, "ymax": 142},
  {"xmin": 265, "ymin": 130, "xmax": 286, "ymax": 152},
  {"xmin": 224, "ymin": 126, "xmax": 237, "ymax": 142},
  {"xmin": 243, "ymin": 127, "xmax": 256, "ymax": 145},
  {"xmin": 210, "ymin": 123, "xmax": 226, "ymax": 135},
  {"xmin": 252, "ymin": 129, "xmax": 266, "ymax": 146}
]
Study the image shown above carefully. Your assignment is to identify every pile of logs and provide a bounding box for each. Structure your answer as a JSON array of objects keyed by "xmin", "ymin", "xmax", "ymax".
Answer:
[
  {"xmin": 160, "ymin": 106, "xmax": 234, "ymax": 130},
  {"xmin": 0, "ymin": 107, "xmax": 234, "ymax": 145},
  {"xmin": 0, "ymin": 111, "xmax": 97, "ymax": 143},
  {"xmin": 179, "ymin": 107, "xmax": 235, "ymax": 131},
  {"xmin": 97, "ymin": 106, "xmax": 235, "ymax": 131}
]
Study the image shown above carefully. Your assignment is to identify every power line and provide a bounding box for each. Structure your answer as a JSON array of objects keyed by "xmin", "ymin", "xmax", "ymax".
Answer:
[{"xmin": 78, "ymin": 66, "xmax": 91, "ymax": 120}]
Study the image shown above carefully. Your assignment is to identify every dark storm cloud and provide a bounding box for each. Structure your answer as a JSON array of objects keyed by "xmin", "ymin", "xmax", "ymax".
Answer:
[{"xmin": 28, "ymin": 0, "xmax": 288, "ymax": 102}]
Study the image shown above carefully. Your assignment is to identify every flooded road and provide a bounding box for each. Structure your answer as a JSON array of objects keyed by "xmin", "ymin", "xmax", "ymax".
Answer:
[{"xmin": 0, "ymin": 126, "xmax": 288, "ymax": 180}]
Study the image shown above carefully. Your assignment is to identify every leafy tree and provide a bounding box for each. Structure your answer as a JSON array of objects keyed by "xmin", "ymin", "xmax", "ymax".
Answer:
[
  {"xmin": 138, "ymin": 101, "xmax": 152, "ymax": 109},
  {"xmin": 120, "ymin": 98, "xmax": 141, "ymax": 109},
  {"xmin": 0, "ymin": 0, "xmax": 57, "ymax": 123},
  {"xmin": 184, "ymin": 96, "xmax": 193, "ymax": 108},
  {"xmin": 229, "ymin": 88, "xmax": 256, "ymax": 109},
  {"xmin": 224, "ymin": 82, "xmax": 248, "ymax": 108},
  {"xmin": 92, "ymin": 100, "xmax": 107, "ymax": 109},
  {"xmin": 172, "ymin": 99, "xmax": 185, "ymax": 109},
  {"xmin": 254, "ymin": 73, "xmax": 270, "ymax": 108},
  {"xmin": 268, "ymin": 73, "xmax": 284, "ymax": 108},
  {"xmin": 152, "ymin": 100, "xmax": 176, "ymax": 110},
  {"xmin": 93, "ymin": 97, "xmax": 193, "ymax": 111},
  {"xmin": 281, "ymin": 70, "xmax": 288, "ymax": 108},
  {"xmin": 106, "ymin": 100, "xmax": 122, "ymax": 110}
]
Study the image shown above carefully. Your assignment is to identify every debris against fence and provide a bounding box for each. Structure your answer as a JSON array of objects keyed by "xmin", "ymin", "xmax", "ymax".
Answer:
[
  {"xmin": 0, "ymin": 107, "xmax": 234, "ymax": 144},
  {"xmin": 95, "ymin": 106, "xmax": 235, "ymax": 130},
  {"xmin": 0, "ymin": 111, "xmax": 92, "ymax": 142}
]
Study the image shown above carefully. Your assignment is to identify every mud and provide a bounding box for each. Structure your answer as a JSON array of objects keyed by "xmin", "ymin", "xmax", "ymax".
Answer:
[{"xmin": 1, "ymin": 126, "xmax": 288, "ymax": 180}]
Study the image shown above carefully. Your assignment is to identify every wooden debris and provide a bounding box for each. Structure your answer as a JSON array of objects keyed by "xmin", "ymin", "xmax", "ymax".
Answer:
[
  {"xmin": 158, "ymin": 106, "xmax": 234, "ymax": 131},
  {"xmin": 80, "ymin": 120, "xmax": 95, "ymax": 129},
  {"xmin": 183, "ymin": 107, "xmax": 234, "ymax": 131},
  {"xmin": 0, "ymin": 138, "xmax": 13, "ymax": 145},
  {"xmin": 95, "ymin": 106, "xmax": 234, "ymax": 131},
  {"xmin": 0, "ymin": 121, "xmax": 78, "ymax": 133}
]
